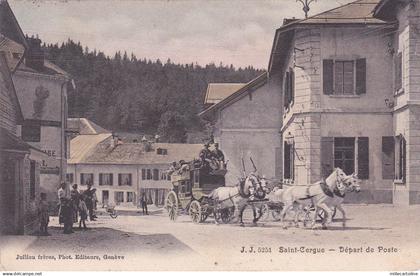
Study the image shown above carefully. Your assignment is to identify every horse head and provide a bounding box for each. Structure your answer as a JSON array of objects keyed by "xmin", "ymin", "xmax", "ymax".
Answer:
[{"xmin": 342, "ymin": 173, "xmax": 361, "ymax": 193}]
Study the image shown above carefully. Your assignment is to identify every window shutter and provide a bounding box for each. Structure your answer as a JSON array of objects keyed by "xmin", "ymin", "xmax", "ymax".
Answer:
[
  {"xmin": 284, "ymin": 142, "xmax": 291, "ymax": 179},
  {"xmin": 382, "ymin": 136, "xmax": 395, "ymax": 180},
  {"xmin": 395, "ymin": 53, "xmax": 402, "ymax": 91},
  {"xmin": 290, "ymin": 69, "xmax": 295, "ymax": 103},
  {"xmin": 323, "ymin": 59, "xmax": 334, "ymax": 95},
  {"xmin": 358, "ymin": 137, "xmax": 369, "ymax": 179},
  {"xmin": 153, "ymin": 169, "xmax": 159, "ymax": 181},
  {"xmin": 275, "ymin": 147, "xmax": 282, "ymax": 179},
  {"xmin": 321, "ymin": 137, "xmax": 334, "ymax": 178},
  {"xmin": 110, "ymin": 174, "xmax": 113, "ymax": 186},
  {"xmin": 118, "ymin": 174, "xmax": 121, "ymax": 186},
  {"xmin": 284, "ymin": 71, "xmax": 290, "ymax": 108},
  {"xmin": 142, "ymin": 169, "xmax": 146, "ymax": 180},
  {"xmin": 356, "ymin": 58, "xmax": 366, "ymax": 95}
]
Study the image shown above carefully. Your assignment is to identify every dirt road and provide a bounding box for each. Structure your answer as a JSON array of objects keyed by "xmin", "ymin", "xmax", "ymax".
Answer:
[{"xmin": 1, "ymin": 204, "xmax": 419, "ymax": 271}]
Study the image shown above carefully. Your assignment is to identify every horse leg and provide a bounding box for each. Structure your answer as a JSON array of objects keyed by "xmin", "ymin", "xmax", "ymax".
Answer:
[
  {"xmin": 336, "ymin": 204, "xmax": 346, "ymax": 228},
  {"xmin": 293, "ymin": 203, "xmax": 301, "ymax": 228},
  {"xmin": 317, "ymin": 203, "xmax": 333, "ymax": 229},
  {"xmin": 239, "ymin": 204, "xmax": 246, "ymax": 227},
  {"xmin": 310, "ymin": 205, "xmax": 318, "ymax": 229},
  {"xmin": 279, "ymin": 202, "xmax": 291, "ymax": 229}
]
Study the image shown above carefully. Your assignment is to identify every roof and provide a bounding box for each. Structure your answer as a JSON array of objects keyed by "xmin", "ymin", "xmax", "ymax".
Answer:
[
  {"xmin": 69, "ymin": 137, "xmax": 204, "ymax": 165},
  {"xmin": 373, "ymin": 0, "xmax": 409, "ymax": 20},
  {"xmin": 204, "ymin": 83, "xmax": 246, "ymax": 105},
  {"xmin": 0, "ymin": 127, "xmax": 30, "ymax": 152},
  {"xmin": 199, "ymin": 72, "xmax": 268, "ymax": 118},
  {"xmin": 17, "ymin": 60, "xmax": 70, "ymax": 78},
  {"xmin": 67, "ymin": 118, "xmax": 110, "ymax": 135},
  {"xmin": 68, "ymin": 133, "xmax": 112, "ymax": 164},
  {"xmin": 269, "ymin": 0, "xmax": 391, "ymax": 72},
  {"xmin": 0, "ymin": 0, "xmax": 28, "ymax": 50}
]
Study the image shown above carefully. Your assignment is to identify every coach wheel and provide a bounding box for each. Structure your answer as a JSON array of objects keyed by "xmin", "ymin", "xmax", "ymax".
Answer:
[
  {"xmin": 165, "ymin": 191, "xmax": 179, "ymax": 222},
  {"xmin": 189, "ymin": 200, "xmax": 202, "ymax": 224}
]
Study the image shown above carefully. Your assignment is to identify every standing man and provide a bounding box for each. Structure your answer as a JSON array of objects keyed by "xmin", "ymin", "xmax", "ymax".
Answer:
[
  {"xmin": 140, "ymin": 193, "xmax": 149, "ymax": 215},
  {"xmin": 58, "ymin": 182, "xmax": 73, "ymax": 234},
  {"xmin": 70, "ymin": 184, "xmax": 80, "ymax": 224},
  {"xmin": 199, "ymin": 143, "xmax": 212, "ymax": 169},
  {"xmin": 83, "ymin": 183, "xmax": 97, "ymax": 221}
]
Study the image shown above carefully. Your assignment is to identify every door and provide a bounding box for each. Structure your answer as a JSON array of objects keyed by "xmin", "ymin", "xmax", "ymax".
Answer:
[
  {"xmin": 0, "ymin": 155, "xmax": 17, "ymax": 234},
  {"xmin": 102, "ymin": 190, "xmax": 109, "ymax": 206}
]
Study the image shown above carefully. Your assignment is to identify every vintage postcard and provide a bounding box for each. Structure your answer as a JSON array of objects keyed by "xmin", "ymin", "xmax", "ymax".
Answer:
[{"xmin": 1, "ymin": 0, "xmax": 420, "ymax": 273}]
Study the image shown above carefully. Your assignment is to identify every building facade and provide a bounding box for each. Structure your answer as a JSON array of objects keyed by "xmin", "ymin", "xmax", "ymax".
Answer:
[
  {"xmin": 12, "ymin": 37, "xmax": 72, "ymax": 207},
  {"xmin": 374, "ymin": 0, "xmax": 420, "ymax": 204},
  {"xmin": 266, "ymin": 0, "xmax": 420, "ymax": 204},
  {"xmin": 200, "ymin": 73, "xmax": 283, "ymax": 185},
  {"xmin": 0, "ymin": 0, "xmax": 45, "ymax": 235},
  {"xmin": 67, "ymin": 131, "xmax": 202, "ymax": 207}
]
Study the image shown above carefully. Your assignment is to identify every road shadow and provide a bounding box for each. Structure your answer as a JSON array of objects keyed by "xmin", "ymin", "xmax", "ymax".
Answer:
[{"xmin": 26, "ymin": 226, "xmax": 193, "ymax": 255}]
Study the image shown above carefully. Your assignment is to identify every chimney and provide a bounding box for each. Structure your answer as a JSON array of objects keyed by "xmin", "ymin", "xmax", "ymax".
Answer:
[
  {"xmin": 25, "ymin": 37, "xmax": 44, "ymax": 70},
  {"xmin": 141, "ymin": 136, "xmax": 151, "ymax": 152}
]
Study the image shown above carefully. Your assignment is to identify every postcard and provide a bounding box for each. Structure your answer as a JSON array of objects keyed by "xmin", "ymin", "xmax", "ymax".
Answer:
[{"xmin": 1, "ymin": 0, "xmax": 420, "ymax": 272}]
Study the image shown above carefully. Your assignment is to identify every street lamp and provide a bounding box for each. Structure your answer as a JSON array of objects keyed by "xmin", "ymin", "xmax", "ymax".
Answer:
[{"xmin": 297, "ymin": 0, "xmax": 317, "ymax": 18}]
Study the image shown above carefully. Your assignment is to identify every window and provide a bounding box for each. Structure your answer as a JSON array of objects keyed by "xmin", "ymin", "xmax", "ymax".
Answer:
[
  {"xmin": 99, "ymin": 173, "xmax": 113, "ymax": 186},
  {"xmin": 66, "ymin": 173, "xmax": 74, "ymax": 184},
  {"xmin": 160, "ymin": 171, "xmax": 167, "ymax": 180},
  {"xmin": 334, "ymin": 138, "xmax": 355, "ymax": 176},
  {"xmin": 322, "ymin": 137, "xmax": 369, "ymax": 179},
  {"xmin": 22, "ymin": 121, "xmax": 41, "ymax": 142},
  {"xmin": 284, "ymin": 68, "xmax": 295, "ymax": 109},
  {"xmin": 323, "ymin": 59, "xmax": 366, "ymax": 95},
  {"xmin": 395, "ymin": 135, "xmax": 406, "ymax": 182},
  {"xmin": 382, "ymin": 137, "xmax": 395, "ymax": 180},
  {"xmin": 80, "ymin": 173, "xmax": 94, "ymax": 186},
  {"xmin": 142, "ymin": 169, "xmax": 146, "ymax": 180},
  {"xmin": 30, "ymin": 160, "xmax": 36, "ymax": 200},
  {"xmin": 395, "ymin": 52, "xmax": 403, "ymax": 93},
  {"xmin": 153, "ymin": 169, "xmax": 159, "ymax": 181},
  {"xmin": 118, "ymin": 173, "xmax": 132, "ymax": 186},
  {"xmin": 115, "ymin": 191, "xmax": 124, "ymax": 205},
  {"xmin": 283, "ymin": 141, "xmax": 294, "ymax": 180},
  {"xmin": 127, "ymin": 192, "xmax": 134, "ymax": 203},
  {"xmin": 147, "ymin": 169, "xmax": 152, "ymax": 180},
  {"xmin": 194, "ymin": 170, "xmax": 199, "ymax": 184}
]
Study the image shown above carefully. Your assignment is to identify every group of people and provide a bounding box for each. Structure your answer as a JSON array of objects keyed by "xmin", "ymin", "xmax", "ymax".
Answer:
[
  {"xmin": 57, "ymin": 182, "xmax": 98, "ymax": 234},
  {"xmin": 199, "ymin": 142, "xmax": 226, "ymax": 171}
]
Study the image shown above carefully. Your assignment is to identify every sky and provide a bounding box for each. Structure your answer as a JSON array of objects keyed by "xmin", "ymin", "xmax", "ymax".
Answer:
[{"xmin": 9, "ymin": 0, "xmax": 354, "ymax": 69}]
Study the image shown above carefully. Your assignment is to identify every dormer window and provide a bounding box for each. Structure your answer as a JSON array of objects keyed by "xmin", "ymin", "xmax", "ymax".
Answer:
[{"xmin": 156, "ymin": 148, "xmax": 167, "ymax": 155}]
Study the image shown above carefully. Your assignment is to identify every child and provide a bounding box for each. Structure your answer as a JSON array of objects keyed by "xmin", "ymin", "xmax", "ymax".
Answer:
[
  {"xmin": 78, "ymin": 194, "xmax": 88, "ymax": 230},
  {"xmin": 38, "ymin": 193, "xmax": 50, "ymax": 236}
]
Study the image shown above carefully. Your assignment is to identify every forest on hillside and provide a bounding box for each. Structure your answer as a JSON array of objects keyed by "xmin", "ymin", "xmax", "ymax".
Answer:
[{"xmin": 42, "ymin": 39, "xmax": 264, "ymax": 142}]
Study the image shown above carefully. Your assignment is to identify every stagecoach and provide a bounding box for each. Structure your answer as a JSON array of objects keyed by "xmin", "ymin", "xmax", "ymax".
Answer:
[{"xmin": 164, "ymin": 160, "xmax": 234, "ymax": 223}]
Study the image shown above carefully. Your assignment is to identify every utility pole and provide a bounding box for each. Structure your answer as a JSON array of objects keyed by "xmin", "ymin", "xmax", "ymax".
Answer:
[{"xmin": 297, "ymin": 0, "xmax": 317, "ymax": 18}]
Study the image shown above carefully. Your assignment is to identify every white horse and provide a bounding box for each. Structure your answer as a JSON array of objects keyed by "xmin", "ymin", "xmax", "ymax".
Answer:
[
  {"xmin": 277, "ymin": 168, "xmax": 358, "ymax": 229},
  {"xmin": 311, "ymin": 172, "xmax": 360, "ymax": 229},
  {"xmin": 209, "ymin": 174, "xmax": 258, "ymax": 225}
]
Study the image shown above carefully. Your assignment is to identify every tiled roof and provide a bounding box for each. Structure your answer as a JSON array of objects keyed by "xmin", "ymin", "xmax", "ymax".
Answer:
[
  {"xmin": 68, "ymin": 133, "xmax": 112, "ymax": 164},
  {"xmin": 67, "ymin": 118, "xmax": 110, "ymax": 135},
  {"xmin": 269, "ymin": 0, "xmax": 390, "ymax": 73},
  {"xmin": 204, "ymin": 83, "xmax": 246, "ymax": 105},
  {"xmin": 70, "ymin": 137, "xmax": 204, "ymax": 165},
  {"xmin": 295, "ymin": 0, "xmax": 384, "ymax": 25}
]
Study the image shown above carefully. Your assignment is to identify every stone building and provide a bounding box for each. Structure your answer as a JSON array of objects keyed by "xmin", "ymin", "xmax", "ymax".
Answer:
[{"xmin": 200, "ymin": 73, "xmax": 283, "ymax": 185}]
